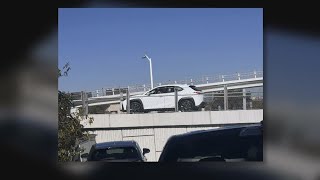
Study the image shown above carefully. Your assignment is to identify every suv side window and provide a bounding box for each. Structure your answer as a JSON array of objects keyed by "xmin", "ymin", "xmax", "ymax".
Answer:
[
  {"xmin": 149, "ymin": 88, "xmax": 160, "ymax": 95},
  {"xmin": 163, "ymin": 86, "xmax": 182, "ymax": 93},
  {"xmin": 166, "ymin": 86, "xmax": 175, "ymax": 93},
  {"xmin": 175, "ymin": 86, "xmax": 183, "ymax": 91},
  {"xmin": 158, "ymin": 87, "xmax": 167, "ymax": 94},
  {"xmin": 148, "ymin": 86, "xmax": 182, "ymax": 95}
]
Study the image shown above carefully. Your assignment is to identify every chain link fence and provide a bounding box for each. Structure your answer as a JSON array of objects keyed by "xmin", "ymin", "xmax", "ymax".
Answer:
[{"xmin": 203, "ymin": 87, "xmax": 263, "ymax": 111}]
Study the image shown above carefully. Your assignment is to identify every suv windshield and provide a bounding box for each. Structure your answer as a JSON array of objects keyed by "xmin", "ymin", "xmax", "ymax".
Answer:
[{"xmin": 90, "ymin": 147, "xmax": 140, "ymax": 161}]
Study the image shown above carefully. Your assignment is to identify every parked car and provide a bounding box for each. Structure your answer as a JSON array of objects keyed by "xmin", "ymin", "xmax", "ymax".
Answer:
[
  {"xmin": 158, "ymin": 122, "xmax": 263, "ymax": 162},
  {"xmin": 121, "ymin": 84, "xmax": 205, "ymax": 113},
  {"xmin": 81, "ymin": 140, "xmax": 150, "ymax": 162}
]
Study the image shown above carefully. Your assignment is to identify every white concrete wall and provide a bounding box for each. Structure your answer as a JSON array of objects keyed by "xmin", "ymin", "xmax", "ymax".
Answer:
[
  {"xmin": 82, "ymin": 110, "xmax": 263, "ymax": 128},
  {"xmin": 84, "ymin": 110, "xmax": 263, "ymax": 162}
]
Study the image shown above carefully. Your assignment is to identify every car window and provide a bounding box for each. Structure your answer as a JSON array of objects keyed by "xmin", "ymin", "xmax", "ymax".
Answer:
[
  {"xmin": 158, "ymin": 87, "xmax": 167, "ymax": 94},
  {"xmin": 189, "ymin": 85, "xmax": 201, "ymax": 91},
  {"xmin": 175, "ymin": 86, "xmax": 183, "ymax": 91},
  {"xmin": 166, "ymin": 86, "xmax": 175, "ymax": 93},
  {"xmin": 149, "ymin": 87, "xmax": 168, "ymax": 94},
  {"xmin": 148, "ymin": 88, "xmax": 160, "ymax": 95},
  {"xmin": 90, "ymin": 147, "xmax": 139, "ymax": 161},
  {"xmin": 148, "ymin": 86, "xmax": 183, "ymax": 95}
]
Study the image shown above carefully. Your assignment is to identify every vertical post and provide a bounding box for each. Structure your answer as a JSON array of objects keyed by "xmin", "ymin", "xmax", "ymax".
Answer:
[
  {"xmin": 243, "ymin": 89, "xmax": 247, "ymax": 110},
  {"xmin": 254, "ymin": 70, "xmax": 257, "ymax": 78},
  {"xmin": 96, "ymin": 90, "xmax": 99, "ymax": 97},
  {"xmin": 85, "ymin": 92, "xmax": 88, "ymax": 116},
  {"xmin": 250, "ymin": 101, "xmax": 253, "ymax": 109},
  {"xmin": 222, "ymin": 75, "xmax": 225, "ymax": 82},
  {"xmin": 102, "ymin": 88, "xmax": 105, "ymax": 96},
  {"xmin": 143, "ymin": 84, "xmax": 146, "ymax": 92},
  {"xmin": 174, "ymin": 87, "xmax": 178, "ymax": 112},
  {"xmin": 238, "ymin": 73, "xmax": 241, "ymax": 80},
  {"xmin": 112, "ymin": 88, "xmax": 115, "ymax": 95},
  {"xmin": 190, "ymin": 79, "xmax": 193, "ymax": 85},
  {"xmin": 149, "ymin": 57, "xmax": 154, "ymax": 89},
  {"xmin": 81, "ymin": 91, "xmax": 84, "ymax": 116},
  {"xmin": 224, "ymin": 85, "xmax": 228, "ymax": 110},
  {"xmin": 126, "ymin": 88, "xmax": 130, "ymax": 114},
  {"xmin": 206, "ymin": 77, "xmax": 209, "ymax": 84},
  {"xmin": 119, "ymin": 89, "xmax": 123, "ymax": 114},
  {"xmin": 120, "ymin": 89, "xmax": 123, "ymax": 100},
  {"xmin": 81, "ymin": 91, "xmax": 88, "ymax": 116}
]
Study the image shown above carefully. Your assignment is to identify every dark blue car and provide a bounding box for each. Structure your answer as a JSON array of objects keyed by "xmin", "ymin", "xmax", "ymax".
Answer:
[{"xmin": 82, "ymin": 140, "xmax": 150, "ymax": 162}]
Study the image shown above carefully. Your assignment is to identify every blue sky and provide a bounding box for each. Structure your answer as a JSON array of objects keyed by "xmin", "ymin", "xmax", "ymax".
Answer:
[{"xmin": 59, "ymin": 8, "xmax": 263, "ymax": 92}]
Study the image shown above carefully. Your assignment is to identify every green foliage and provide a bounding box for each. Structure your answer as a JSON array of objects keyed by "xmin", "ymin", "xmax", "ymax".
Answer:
[
  {"xmin": 58, "ymin": 63, "xmax": 92, "ymax": 161},
  {"xmin": 58, "ymin": 91, "xmax": 85, "ymax": 161}
]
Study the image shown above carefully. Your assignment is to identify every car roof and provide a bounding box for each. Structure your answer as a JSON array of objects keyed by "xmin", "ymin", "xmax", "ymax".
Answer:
[
  {"xmin": 169, "ymin": 123, "xmax": 261, "ymax": 140},
  {"xmin": 153, "ymin": 84, "xmax": 191, "ymax": 89},
  {"xmin": 94, "ymin": 140, "xmax": 138, "ymax": 149}
]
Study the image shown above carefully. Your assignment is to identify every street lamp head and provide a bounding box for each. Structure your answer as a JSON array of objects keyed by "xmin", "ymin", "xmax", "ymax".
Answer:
[{"xmin": 142, "ymin": 54, "xmax": 149, "ymax": 59}]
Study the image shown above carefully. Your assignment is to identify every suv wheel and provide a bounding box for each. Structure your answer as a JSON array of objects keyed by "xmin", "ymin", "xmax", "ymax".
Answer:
[
  {"xmin": 179, "ymin": 99, "xmax": 194, "ymax": 112},
  {"xmin": 130, "ymin": 101, "xmax": 144, "ymax": 113}
]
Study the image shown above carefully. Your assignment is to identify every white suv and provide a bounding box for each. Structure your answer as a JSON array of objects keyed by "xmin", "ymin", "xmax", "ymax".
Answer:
[{"xmin": 121, "ymin": 84, "xmax": 205, "ymax": 113}]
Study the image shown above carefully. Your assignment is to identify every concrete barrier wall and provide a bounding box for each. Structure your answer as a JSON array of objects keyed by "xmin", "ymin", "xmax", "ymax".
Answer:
[
  {"xmin": 82, "ymin": 110, "xmax": 263, "ymax": 129},
  {"xmin": 82, "ymin": 110, "xmax": 263, "ymax": 162}
]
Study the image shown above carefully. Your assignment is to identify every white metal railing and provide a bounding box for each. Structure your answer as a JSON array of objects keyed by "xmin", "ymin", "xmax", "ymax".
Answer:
[{"xmin": 82, "ymin": 70, "xmax": 263, "ymax": 98}]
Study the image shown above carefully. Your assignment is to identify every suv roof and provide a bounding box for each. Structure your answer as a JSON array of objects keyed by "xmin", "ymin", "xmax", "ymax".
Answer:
[
  {"xmin": 153, "ymin": 84, "xmax": 190, "ymax": 89},
  {"xmin": 95, "ymin": 140, "xmax": 138, "ymax": 149}
]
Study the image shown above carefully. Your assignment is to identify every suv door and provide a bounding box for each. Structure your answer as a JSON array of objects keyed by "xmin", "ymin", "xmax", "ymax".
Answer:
[
  {"xmin": 142, "ymin": 87, "xmax": 165, "ymax": 110},
  {"xmin": 164, "ymin": 86, "xmax": 183, "ymax": 108}
]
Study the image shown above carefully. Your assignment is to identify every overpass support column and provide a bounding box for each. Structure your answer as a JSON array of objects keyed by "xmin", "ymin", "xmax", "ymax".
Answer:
[{"xmin": 243, "ymin": 88, "xmax": 247, "ymax": 110}]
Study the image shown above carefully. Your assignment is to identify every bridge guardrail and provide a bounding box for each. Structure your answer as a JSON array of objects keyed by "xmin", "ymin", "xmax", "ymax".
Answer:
[{"xmin": 71, "ymin": 70, "xmax": 262, "ymax": 100}]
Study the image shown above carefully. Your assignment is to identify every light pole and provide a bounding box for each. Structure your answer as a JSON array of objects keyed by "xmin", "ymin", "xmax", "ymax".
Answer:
[{"xmin": 142, "ymin": 54, "xmax": 154, "ymax": 89}]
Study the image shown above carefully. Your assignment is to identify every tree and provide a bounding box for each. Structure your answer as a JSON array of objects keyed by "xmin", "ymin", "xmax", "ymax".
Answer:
[{"xmin": 58, "ymin": 63, "xmax": 87, "ymax": 162}]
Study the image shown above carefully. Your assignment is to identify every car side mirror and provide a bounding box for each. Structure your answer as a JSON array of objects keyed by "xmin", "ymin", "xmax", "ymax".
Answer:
[
  {"xmin": 81, "ymin": 153, "xmax": 89, "ymax": 159},
  {"xmin": 143, "ymin": 148, "xmax": 150, "ymax": 155}
]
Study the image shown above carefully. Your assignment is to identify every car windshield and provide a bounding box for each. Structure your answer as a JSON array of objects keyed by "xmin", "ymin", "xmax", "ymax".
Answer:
[{"xmin": 90, "ymin": 147, "xmax": 140, "ymax": 161}]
